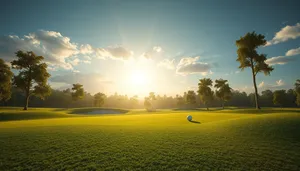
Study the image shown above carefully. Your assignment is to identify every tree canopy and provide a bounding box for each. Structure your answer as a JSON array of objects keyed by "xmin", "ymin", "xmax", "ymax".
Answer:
[
  {"xmin": 0, "ymin": 58, "xmax": 13, "ymax": 101},
  {"xmin": 71, "ymin": 84, "xmax": 84, "ymax": 101},
  {"xmin": 198, "ymin": 78, "xmax": 214, "ymax": 110},
  {"xmin": 11, "ymin": 51, "xmax": 51, "ymax": 110},
  {"xmin": 94, "ymin": 92, "xmax": 106, "ymax": 107},
  {"xmin": 295, "ymin": 80, "xmax": 300, "ymax": 106},
  {"xmin": 186, "ymin": 90, "xmax": 196, "ymax": 105},
  {"xmin": 273, "ymin": 90, "xmax": 287, "ymax": 107},
  {"xmin": 214, "ymin": 79, "xmax": 232, "ymax": 109},
  {"xmin": 236, "ymin": 32, "xmax": 273, "ymax": 109}
]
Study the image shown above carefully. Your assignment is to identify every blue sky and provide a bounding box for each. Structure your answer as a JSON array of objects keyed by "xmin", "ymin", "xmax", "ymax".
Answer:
[{"xmin": 1, "ymin": 0, "xmax": 299, "ymax": 96}]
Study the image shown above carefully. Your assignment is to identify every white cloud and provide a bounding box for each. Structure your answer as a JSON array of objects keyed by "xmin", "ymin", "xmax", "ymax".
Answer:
[
  {"xmin": 266, "ymin": 56, "xmax": 295, "ymax": 65},
  {"xmin": 50, "ymin": 73, "xmax": 113, "ymax": 94},
  {"xmin": 93, "ymin": 46, "xmax": 133, "ymax": 60},
  {"xmin": 176, "ymin": 56, "xmax": 211, "ymax": 75},
  {"xmin": 276, "ymin": 79, "xmax": 284, "ymax": 86},
  {"xmin": 258, "ymin": 81, "xmax": 265, "ymax": 88},
  {"xmin": 106, "ymin": 46, "xmax": 133, "ymax": 60},
  {"xmin": 286, "ymin": 47, "xmax": 300, "ymax": 56},
  {"xmin": 157, "ymin": 59, "xmax": 175, "ymax": 70},
  {"xmin": 141, "ymin": 46, "xmax": 163, "ymax": 59},
  {"xmin": 266, "ymin": 23, "xmax": 300, "ymax": 46},
  {"xmin": 0, "ymin": 30, "xmax": 135, "ymax": 71},
  {"xmin": 82, "ymin": 60, "xmax": 91, "ymax": 64},
  {"xmin": 69, "ymin": 58, "xmax": 80, "ymax": 66},
  {"xmin": 80, "ymin": 44, "xmax": 93, "ymax": 54},
  {"xmin": 0, "ymin": 30, "xmax": 78, "ymax": 70},
  {"xmin": 257, "ymin": 79, "xmax": 285, "ymax": 89},
  {"xmin": 153, "ymin": 46, "xmax": 162, "ymax": 53}
]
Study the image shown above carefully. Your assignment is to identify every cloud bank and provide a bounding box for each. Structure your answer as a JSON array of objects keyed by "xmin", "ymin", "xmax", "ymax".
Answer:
[
  {"xmin": 266, "ymin": 23, "xmax": 300, "ymax": 46},
  {"xmin": 176, "ymin": 56, "xmax": 211, "ymax": 76}
]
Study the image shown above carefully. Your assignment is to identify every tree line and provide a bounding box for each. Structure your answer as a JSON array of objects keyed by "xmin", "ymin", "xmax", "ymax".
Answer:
[{"xmin": 0, "ymin": 32, "xmax": 299, "ymax": 110}]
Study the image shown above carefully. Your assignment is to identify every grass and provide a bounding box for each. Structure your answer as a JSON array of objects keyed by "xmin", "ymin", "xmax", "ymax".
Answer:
[{"xmin": 0, "ymin": 107, "xmax": 300, "ymax": 170}]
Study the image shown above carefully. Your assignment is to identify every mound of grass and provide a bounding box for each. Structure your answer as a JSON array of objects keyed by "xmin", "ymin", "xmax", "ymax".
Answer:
[
  {"xmin": 69, "ymin": 107, "xmax": 129, "ymax": 114},
  {"xmin": 0, "ymin": 107, "xmax": 74, "ymax": 122},
  {"xmin": 0, "ymin": 109, "xmax": 300, "ymax": 170},
  {"xmin": 0, "ymin": 107, "xmax": 130, "ymax": 122}
]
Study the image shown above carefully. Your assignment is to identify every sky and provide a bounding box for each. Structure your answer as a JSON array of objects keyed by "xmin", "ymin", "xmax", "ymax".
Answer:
[{"xmin": 0, "ymin": 0, "xmax": 299, "ymax": 97}]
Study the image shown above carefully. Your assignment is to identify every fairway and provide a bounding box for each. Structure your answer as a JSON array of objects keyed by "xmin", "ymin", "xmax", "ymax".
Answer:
[{"xmin": 1, "ymin": 108, "xmax": 300, "ymax": 170}]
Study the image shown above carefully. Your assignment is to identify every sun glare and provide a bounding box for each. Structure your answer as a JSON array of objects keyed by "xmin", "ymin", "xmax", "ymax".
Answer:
[{"xmin": 130, "ymin": 71, "xmax": 147, "ymax": 86}]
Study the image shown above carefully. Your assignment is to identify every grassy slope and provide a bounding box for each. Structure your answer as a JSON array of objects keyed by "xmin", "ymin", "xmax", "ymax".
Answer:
[{"xmin": 0, "ymin": 108, "xmax": 300, "ymax": 170}]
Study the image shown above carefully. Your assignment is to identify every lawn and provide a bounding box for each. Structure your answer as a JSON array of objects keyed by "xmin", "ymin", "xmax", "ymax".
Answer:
[{"xmin": 0, "ymin": 107, "xmax": 300, "ymax": 170}]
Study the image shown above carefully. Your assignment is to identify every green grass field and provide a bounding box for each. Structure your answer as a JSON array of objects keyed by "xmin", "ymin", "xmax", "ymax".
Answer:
[{"xmin": 1, "ymin": 107, "xmax": 300, "ymax": 170}]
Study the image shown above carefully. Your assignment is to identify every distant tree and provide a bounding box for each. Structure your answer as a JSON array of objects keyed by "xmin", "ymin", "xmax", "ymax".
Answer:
[
  {"xmin": 63, "ymin": 88, "xmax": 71, "ymax": 94},
  {"xmin": 236, "ymin": 32, "xmax": 274, "ymax": 109},
  {"xmin": 11, "ymin": 51, "xmax": 51, "ymax": 110},
  {"xmin": 186, "ymin": 90, "xmax": 196, "ymax": 104},
  {"xmin": 71, "ymin": 84, "xmax": 84, "ymax": 101},
  {"xmin": 147, "ymin": 92, "xmax": 156, "ymax": 111},
  {"xmin": 176, "ymin": 96, "xmax": 185, "ymax": 108},
  {"xmin": 295, "ymin": 80, "xmax": 300, "ymax": 106},
  {"xmin": 286, "ymin": 89, "xmax": 297, "ymax": 107},
  {"xmin": 144, "ymin": 97, "xmax": 152, "ymax": 111},
  {"xmin": 0, "ymin": 59, "xmax": 13, "ymax": 102},
  {"xmin": 129, "ymin": 95, "xmax": 139, "ymax": 108},
  {"xmin": 149, "ymin": 92, "xmax": 156, "ymax": 101},
  {"xmin": 198, "ymin": 78, "xmax": 214, "ymax": 110},
  {"xmin": 214, "ymin": 79, "xmax": 232, "ymax": 109},
  {"xmin": 94, "ymin": 92, "xmax": 106, "ymax": 107},
  {"xmin": 273, "ymin": 90, "xmax": 286, "ymax": 107},
  {"xmin": 260, "ymin": 90, "xmax": 273, "ymax": 107}
]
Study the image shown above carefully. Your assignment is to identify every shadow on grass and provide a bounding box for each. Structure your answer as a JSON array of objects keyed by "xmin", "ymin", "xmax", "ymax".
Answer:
[{"xmin": 189, "ymin": 120, "xmax": 201, "ymax": 124}]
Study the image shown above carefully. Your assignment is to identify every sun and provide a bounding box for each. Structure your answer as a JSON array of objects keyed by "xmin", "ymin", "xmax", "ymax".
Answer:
[{"xmin": 129, "ymin": 70, "xmax": 148, "ymax": 86}]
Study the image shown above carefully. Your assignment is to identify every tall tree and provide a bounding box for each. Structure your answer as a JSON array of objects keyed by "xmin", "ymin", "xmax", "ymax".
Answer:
[
  {"xmin": 71, "ymin": 84, "xmax": 84, "ymax": 101},
  {"xmin": 273, "ymin": 90, "xmax": 286, "ymax": 108},
  {"xmin": 94, "ymin": 92, "xmax": 106, "ymax": 107},
  {"xmin": 295, "ymin": 79, "xmax": 300, "ymax": 106},
  {"xmin": 214, "ymin": 79, "xmax": 232, "ymax": 109},
  {"xmin": 198, "ymin": 78, "xmax": 214, "ymax": 110},
  {"xmin": 236, "ymin": 32, "xmax": 274, "ymax": 109},
  {"xmin": 186, "ymin": 90, "xmax": 196, "ymax": 106},
  {"xmin": 11, "ymin": 51, "xmax": 51, "ymax": 110},
  {"xmin": 0, "ymin": 59, "xmax": 13, "ymax": 102}
]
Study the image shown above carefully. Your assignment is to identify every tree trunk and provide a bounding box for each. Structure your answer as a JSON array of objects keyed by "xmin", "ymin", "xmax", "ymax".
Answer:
[
  {"xmin": 250, "ymin": 59, "xmax": 261, "ymax": 109},
  {"xmin": 23, "ymin": 93, "xmax": 29, "ymax": 110},
  {"xmin": 222, "ymin": 100, "xmax": 224, "ymax": 109}
]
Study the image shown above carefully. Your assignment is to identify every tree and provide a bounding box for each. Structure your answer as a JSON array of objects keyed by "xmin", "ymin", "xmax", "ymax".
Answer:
[
  {"xmin": 144, "ymin": 97, "xmax": 152, "ymax": 111},
  {"xmin": 11, "ymin": 51, "xmax": 51, "ymax": 110},
  {"xmin": 286, "ymin": 89, "xmax": 296, "ymax": 107},
  {"xmin": 214, "ymin": 79, "xmax": 232, "ymax": 109},
  {"xmin": 236, "ymin": 32, "xmax": 274, "ymax": 109},
  {"xmin": 94, "ymin": 92, "xmax": 106, "ymax": 107},
  {"xmin": 147, "ymin": 92, "xmax": 156, "ymax": 111},
  {"xmin": 0, "ymin": 59, "xmax": 13, "ymax": 102},
  {"xmin": 71, "ymin": 84, "xmax": 84, "ymax": 101},
  {"xmin": 198, "ymin": 78, "xmax": 214, "ymax": 110},
  {"xmin": 260, "ymin": 90, "xmax": 273, "ymax": 107},
  {"xmin": 129, "ymin": 95, "xmax": 139, "ymax": 108},
  {"xmin": 295, "ymin": 80, "xmax": 300, "ymax": 106},
  {"xmin": 186, "ymin": 90, "xmax": 196, "ymax": 107},
  {"xmin": 273, "ymin": 90, "xmax": 286, "ymax": 107}
]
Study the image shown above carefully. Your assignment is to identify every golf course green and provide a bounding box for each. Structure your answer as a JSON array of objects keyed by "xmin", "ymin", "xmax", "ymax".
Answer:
[{"xmin": 1, "ymin": 107, "xmax": 300, "ymax": 170}]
